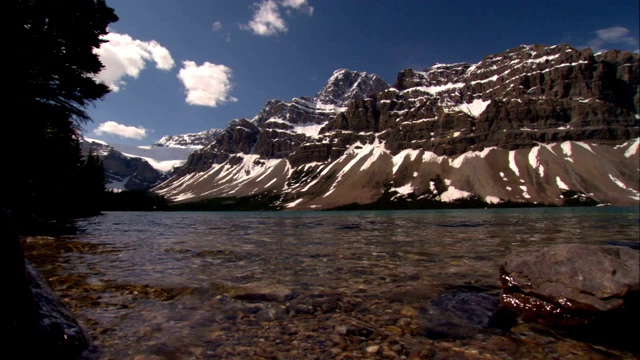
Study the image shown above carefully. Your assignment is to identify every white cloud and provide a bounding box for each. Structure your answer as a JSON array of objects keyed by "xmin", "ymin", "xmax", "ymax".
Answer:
[
  {"xmin": 93, "ymin": 121, "xmax": 148, "ymax": 140},
  {"xmin": 212, "ymin": 21, "xmax": 223, "ymax": 31},
  {"xmin": 94, "ymin": 31, "xmax": 176, "ymax": 92},
  {"xmin": 177, "ymin": 61, "xmax": 238, "ymax": 107},
  {"xmin": 242, "ymin": 0, "xmax": 287, "ymax": 36},
  {"xmin": 241, "ymin": 0, "xmax": 313, "ymax": 37},
  {"xmin": 587, "ymin": 26, "xmax": 638, "ymax": 52},
  {"xmin": 281, "ymin": 0, "xmax": 314, "ymax": 15}
]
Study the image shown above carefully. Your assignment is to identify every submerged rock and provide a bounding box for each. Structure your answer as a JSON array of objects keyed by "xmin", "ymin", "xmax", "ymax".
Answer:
[{"xmin": 418, "ymin": 287, "xmax": 510, "ymax": 339}]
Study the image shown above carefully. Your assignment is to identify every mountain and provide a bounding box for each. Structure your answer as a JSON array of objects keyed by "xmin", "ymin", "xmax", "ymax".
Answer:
[
  {"xmin": 81, "ymin": 129, "xmax": 222, "ymax": 191},
  {"xmin": 154, "ymin": 44, "xmax": 639, "ymax": 209},
  {"xmin": 153, "ymin": 129, "xmax": 224, "ymax": 148}
]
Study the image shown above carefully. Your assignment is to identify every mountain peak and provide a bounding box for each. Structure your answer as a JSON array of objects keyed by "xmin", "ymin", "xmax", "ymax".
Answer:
[
  {"xmin": 153, "ymin": 129, "xmax": 224, "ymax": 148},
  {"xmin": 316, "ymin": 69, "xmax": 389, "ymax": 106}
]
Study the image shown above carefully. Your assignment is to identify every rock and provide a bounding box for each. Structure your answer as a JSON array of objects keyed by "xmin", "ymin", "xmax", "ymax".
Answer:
[
  {"xmin": 366, "ymin": 345, "xmax": 380, "ymax": 355},
  {"xmin": 22, "ymin": 262, "xmax": 92, "ymax": 357},
  {"xmin": 500, "ymin": 244, "xmax": 639, "ymax": 314},
  {"xmin": 2, "ymin": 209, "xmax": 90, "ymax": 359},
  {"xmin": 418, "ymin": 288, "xmax": 504, "ymax": 339},
  {"xmin": 255, "ymin": 304, "xmax": 288, "ymax": 322},
  {"xmin": 288, "ymin": 293, "xmax": 340, "ymax": 315},
  {"xmin": 501, "ymin": 244, "xmax": 640, "ymax": 351}
]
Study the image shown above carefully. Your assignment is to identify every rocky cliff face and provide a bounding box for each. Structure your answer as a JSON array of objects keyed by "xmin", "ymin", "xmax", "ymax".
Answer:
[{"xmin": 154, "ymin": 45, "xmax": 639, "ymax": 209}]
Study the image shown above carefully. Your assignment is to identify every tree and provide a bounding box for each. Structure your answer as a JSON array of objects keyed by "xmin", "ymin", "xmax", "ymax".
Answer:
[
  {"xmin": 4, "ymin": 0, "xmax": 118, "ymax": 232},
  {"xmin": 11, "ymin": 0, "xmax": 118, "ymax": 123}
]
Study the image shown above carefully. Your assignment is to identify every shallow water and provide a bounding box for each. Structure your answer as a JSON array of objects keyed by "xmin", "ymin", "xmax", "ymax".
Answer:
[{"xmin": 25, "ymin": 207, "xmax": 640, "ymax": 359}]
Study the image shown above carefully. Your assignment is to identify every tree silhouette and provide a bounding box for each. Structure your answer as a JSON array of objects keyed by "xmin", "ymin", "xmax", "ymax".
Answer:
[
  {"xmin": 4, "ymin": 0, "xmax": 118, "ymax": 232},
  {"xmin": 12, "ymin": 0, "xmax": 117, "ymax": 123}
]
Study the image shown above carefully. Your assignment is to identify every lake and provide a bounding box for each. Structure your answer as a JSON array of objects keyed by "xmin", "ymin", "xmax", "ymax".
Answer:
[{"xmin": 24, "ymin": 207, "xmax": 639, "ymax": 359}]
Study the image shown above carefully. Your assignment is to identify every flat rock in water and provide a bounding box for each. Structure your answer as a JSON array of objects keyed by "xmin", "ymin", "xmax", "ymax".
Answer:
[
  {"xmin": 418, "ymin": 289, "xmax": 502, "ymax": 339},
  {"xmin": 501, "ymin": 244, "xmax": 639, "ymax": 314}
]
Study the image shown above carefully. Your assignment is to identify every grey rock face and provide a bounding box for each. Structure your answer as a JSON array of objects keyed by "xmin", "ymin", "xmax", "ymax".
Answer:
[
  {"xmin": 370, "ymin": 44, "xmax": 639, "ymax": 157},
  {"xmin": 316, "ymin": 69, "xmax": 390, "ymax": 106}
]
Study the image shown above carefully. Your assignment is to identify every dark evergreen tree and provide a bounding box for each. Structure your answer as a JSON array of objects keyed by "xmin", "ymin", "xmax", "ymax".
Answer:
[
  {"xmin": 77, "ymin": 151, "xmax": 107, "ymax": 215},
  {"xmin": 4, "ymin": 0, "xmax": 118, "ymax": 232}
]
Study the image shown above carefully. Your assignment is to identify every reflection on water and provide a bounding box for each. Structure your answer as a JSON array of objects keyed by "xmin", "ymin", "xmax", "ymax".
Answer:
[{"xmin": 25, "ymin": 207, "xmax": 639, "ymax": 359}]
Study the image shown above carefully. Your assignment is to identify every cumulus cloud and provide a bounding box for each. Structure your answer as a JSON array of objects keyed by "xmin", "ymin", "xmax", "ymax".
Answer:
[
  {"xmin": 94, "ymin": 31, "xmax": 176, "ymax": 92},
  {"xmin": 93, "ymin": 121, "xmax": 148, "ymax": 140},
  {"xmin": 177, "ymin": 61, "xmax": 238, "ymax": 107},
  {"xmin": 587, "ymin": 26, "xmax": 638, "ymax": 52},
  {"xmin": 241, "ymin": 0, "xmax": 313, "ymax": 36}
]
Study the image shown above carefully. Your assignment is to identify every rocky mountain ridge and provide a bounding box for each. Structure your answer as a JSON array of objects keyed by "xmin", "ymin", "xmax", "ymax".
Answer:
[
  {"xmin": 153, "ymin": 129, "xmax": 223, "ymax": 148},
  {"xmin": 81, "ymin": 128, "xmax": 223, "ymax": 191},
  {"xmin": 154, "ymin": 44, "xmax": 639, "ymax": 209}
]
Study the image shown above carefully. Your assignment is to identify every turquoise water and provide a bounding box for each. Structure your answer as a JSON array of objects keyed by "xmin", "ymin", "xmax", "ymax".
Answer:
[{"xmin": 25, "ymin": 207, "xmax": 639, "ymax": 359}]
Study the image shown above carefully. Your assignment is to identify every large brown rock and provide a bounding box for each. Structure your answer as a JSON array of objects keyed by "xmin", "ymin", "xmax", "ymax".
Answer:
[{"xmin": 500, "ymin": 244, "xmax": 639, "ymax": 314}]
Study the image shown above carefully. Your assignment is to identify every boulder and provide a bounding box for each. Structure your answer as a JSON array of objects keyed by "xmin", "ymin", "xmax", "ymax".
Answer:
[
  {"xmin": 500, "ymin": 244, "xmax": 639, "ymax": 315},
  {"xmin": 501, "ymin": 244, "xmax": 639, "ymax": 351},
  {"xmin": 21, "ymin": 262, "xmax": 92, "ymax": 358},
  {"xmin": 2, "ymin": 209, "xmax": 90, "ymax": 359}
]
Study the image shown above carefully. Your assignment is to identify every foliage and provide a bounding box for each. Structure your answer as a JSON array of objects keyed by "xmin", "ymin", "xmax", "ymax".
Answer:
[{"xmin": 3, "ymin": 0, "xmax": 118, "ymax": 232}]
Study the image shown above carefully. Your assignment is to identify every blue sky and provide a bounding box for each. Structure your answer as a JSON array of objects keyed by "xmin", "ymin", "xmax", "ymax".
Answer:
[{"xmin": 86, "ymin": 0, "xmax": 639, "ymax": 146}]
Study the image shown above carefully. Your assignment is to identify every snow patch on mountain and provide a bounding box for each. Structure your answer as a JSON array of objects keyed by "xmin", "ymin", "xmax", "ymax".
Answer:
[
  {"xmin": 556, "ymin": 176, "xmax": 570, "ymax": 190},
  {"xmin": 508, "ymin": 151, "xmax": 520, "ymax": 177},
  {"xmin": 440, "ymin": 179, "xmax": 472, "ymax": 202},
  {"xmin": 615, "ymin": 138, "xmax": 639, "ymax": 158},
  {"xmin": 454, "ymin": 99, "xmax": 491, "ymax": 117}
]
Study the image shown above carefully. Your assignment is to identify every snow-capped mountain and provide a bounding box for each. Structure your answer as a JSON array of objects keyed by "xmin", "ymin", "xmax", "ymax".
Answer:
[
  {"xmin": 81, "ymin": 129, "xmax": 222, "ymax": 191},
  {"xmin": 154, "ymin": 44, "xmax": 639, "ymax": 209},
  {"xmin": 153, "ymin": 129, "xmax": 223, "ymax": 148}
]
